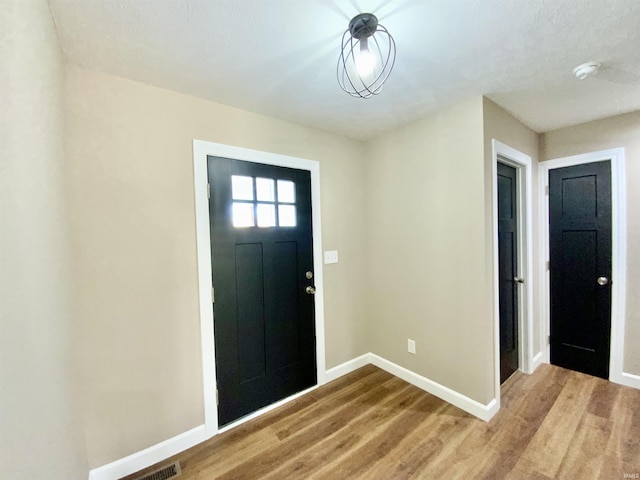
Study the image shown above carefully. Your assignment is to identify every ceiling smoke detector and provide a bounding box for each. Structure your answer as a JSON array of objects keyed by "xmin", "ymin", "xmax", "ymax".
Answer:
[{"xmin": 573, "ymin": 62, "xmax": 601, "ymax": 80}]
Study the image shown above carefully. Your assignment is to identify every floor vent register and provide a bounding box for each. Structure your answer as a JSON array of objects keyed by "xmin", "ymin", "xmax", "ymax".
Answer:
[{"xmin": 130, "ymin": 461, "xmax": 181, "ymax": 480}]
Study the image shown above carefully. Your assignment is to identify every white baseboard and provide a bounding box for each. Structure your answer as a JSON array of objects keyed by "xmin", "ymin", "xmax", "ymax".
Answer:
[
  {"xmin": 324, "ymin": 353, "xmax": 371, "ymax": 383},
  {"xmin": 88, "ymin": 425, "xmax": 206, "ymax": 480},
  {"xmin": 369, "ymin": 354, "xmax": 499, "ymax": 422},
  {"xmin": 530, "ymin": 351, "xmax": 544, "ymax": 373},
  {"xmin": 611, "ymin": 371, "xmax": 640, "ymax": 390},
  {"xmin": 91, "ymin": 352, "xmax": 501, "ymax": 479}
]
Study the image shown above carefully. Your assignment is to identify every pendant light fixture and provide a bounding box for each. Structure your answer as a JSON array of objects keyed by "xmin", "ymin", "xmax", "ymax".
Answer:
[{"xmin": 337, "ymin": 13, "xmax": 396, "ymax": 99}]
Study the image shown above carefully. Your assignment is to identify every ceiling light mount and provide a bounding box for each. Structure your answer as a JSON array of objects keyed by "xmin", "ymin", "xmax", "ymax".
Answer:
[
  {"xmin": 348, "ymin": 13, "xmax": 379, "ymax": 40},
  {"xmin": 337, "ymin": 13, "xmax": 396, "ymax": 99},
  {"xmin": 573, "ymin": 62, "xmax": 601, "ymax": 80}
]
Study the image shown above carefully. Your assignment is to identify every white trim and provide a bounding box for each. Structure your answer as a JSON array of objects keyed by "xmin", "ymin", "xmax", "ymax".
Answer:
[
  {"xmin": 192, "ymin": 140, "xmax": 218, "ymax": 436},
  {"xmin": 614, "ymin": 372, "xmax": 640, "ymax": 390},
  {"xmin": 538, "ymin": 148, "xmax": 627, "ymax": 384},
  {"xmin": 192, "ymin": 139, "xmax": 326, "ymax": 438},
  {"xmin": 89, "ymin": 351, "xmax": 502, "ymax": 478},
  {"xmin": 491, "ymin": 140, "xmax": 536, "ymax": 412},
  {"xmin": 88, "ymin": 425, "xmax": 206, "ymax": 480},
  {"xmin": 325, "ymin": 353, "xmax": 371, "ymax": 382},
  {"xmin": 369, "ymin": 354, "xmax": 499, "ymax": 422},
  {"xmin": 531, "ymin": 351, "xmax": 544, "ymax": 371},
  {"xmin": 538, "ymin": 161, "xmax": 551, "ymax": 364}
]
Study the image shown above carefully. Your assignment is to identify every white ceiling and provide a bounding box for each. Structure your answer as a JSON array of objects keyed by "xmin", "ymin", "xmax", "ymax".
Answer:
[{"xmin": 49, "ymin": 0, "xmax": 640, "ymax": 140}]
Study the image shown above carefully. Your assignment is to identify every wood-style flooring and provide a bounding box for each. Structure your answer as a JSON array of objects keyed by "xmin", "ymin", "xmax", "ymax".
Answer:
[{"xmin": 124, "ymin": 364, "xmax": 640, "ymax": 480}]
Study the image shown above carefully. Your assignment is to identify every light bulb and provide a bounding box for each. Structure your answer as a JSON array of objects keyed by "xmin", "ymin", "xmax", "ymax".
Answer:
[{"xmin": 356, "ymin": 38, "xmax": 376, "ymax": 77}]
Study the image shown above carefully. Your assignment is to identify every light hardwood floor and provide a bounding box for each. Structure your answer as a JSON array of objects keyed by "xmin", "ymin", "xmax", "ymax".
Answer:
[{"xmin": 124, "ymin": 364, "xmax": 640, "ymax": 480}]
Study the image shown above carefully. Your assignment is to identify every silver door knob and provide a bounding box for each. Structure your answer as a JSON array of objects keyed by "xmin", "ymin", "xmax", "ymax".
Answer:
[
  {"xmin": 305, "ymin": 286, "xmax": 316, "ymax": 295},
  {"xmin": 597, "ymin": 276, "xmax": 609, "ymax": 286},
  {"xmin": 513, "ymin": 277, "xmax": 525, "ymax": 284}
]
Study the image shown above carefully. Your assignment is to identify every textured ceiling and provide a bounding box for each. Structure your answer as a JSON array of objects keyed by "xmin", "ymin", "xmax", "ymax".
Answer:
[{"xmin": 49, "ymin": 0, "xmax": 640, "ymax": 140}]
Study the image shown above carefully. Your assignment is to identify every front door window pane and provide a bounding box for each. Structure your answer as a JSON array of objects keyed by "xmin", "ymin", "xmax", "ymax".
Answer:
[
  {"xmin": 232, "ymin": 202, "xmax": 254, "ymax": 227},
  {"xmin": 278, "ymin": 205, "xmax": 296, "ymax": 227},
  {"xmin": 277, "ymin": 180, "xmax": 295, "ymax": 203},
  {"xmin": 232, "ymin": 176, "xmax": 254, "ymax": 201},
  {"xmin": 257, "ymin": 203, "xmax": 276, "ymax": 227},
  {"xmin": 256, "ymin": 177, "xmax": 275, "ymax": 202}
]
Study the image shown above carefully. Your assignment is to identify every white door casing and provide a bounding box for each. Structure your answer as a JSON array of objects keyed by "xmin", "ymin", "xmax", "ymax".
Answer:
[
  {"xmin": 192, "ymin": 139, "xmax": 326, "ymax": 436},
  {"xmin": 539, "ymin": 148, "xmax": 633, "ymax": 388},
  {"xmin": 491, "ymin": 140, "xmax": 535, "ymax": 408}
]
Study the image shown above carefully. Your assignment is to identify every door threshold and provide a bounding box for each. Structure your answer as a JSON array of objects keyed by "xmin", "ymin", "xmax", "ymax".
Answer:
[
  {"xmin": 500, "ymin": 369, "xmax": 520, "ymax": 387},
  {"xmin": 217, "ymin": 385, "xmax": 318, "ymax": 434}
]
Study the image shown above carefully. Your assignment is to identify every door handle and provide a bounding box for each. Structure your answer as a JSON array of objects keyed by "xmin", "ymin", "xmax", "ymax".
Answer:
[
  {"xmin": 597, "ymin": 276, "xmax": 609, "ymax": 286},
  {"xmin": 513, "ymin": 277, "xmax": 525, "ymax": 284},
  {"xmin": 305, "ymin": 286, "xmax": 316, "ymax": 295}
]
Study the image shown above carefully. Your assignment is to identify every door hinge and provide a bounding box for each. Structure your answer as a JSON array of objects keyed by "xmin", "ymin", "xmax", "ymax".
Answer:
[
  {"xmin": 216, "ymin": 389, "xmax": 219, "ymax": 405},
  {"xmin": 546, "ymin": 261, "xmax": 550, "ymax": 271},
  {"xmin": 548, "ymin": 335, "xmax": 551, "ymax": 345},
  {"xmin": 207, "ymin": 183, "xmax": 211, "ymax": 199},
  {"xmin": 545, "ymin": 185, "xmax": 549, "ymax": 195},
  {"xmin": 211, "ymin": 286, "xmax": 215, "ymax": 304}
]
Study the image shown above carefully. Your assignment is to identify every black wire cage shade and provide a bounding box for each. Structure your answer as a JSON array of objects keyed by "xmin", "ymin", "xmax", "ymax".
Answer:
[{"xmin": 337, "ymin": 13, "xmax": 396, "ymax": 99}]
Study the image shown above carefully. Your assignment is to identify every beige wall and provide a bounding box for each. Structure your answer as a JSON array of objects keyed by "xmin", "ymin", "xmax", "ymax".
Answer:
[
  {"xmin": 0, "ymin": 1, "xmax": 88, "ymax": 478},
  {"xmin": 65, "ymin": 66, "xmax": 368, "ymax": 467},
  {"xmin": 3, "ymin": 5, "xmax": 637, "ymax": 471},
  {"xmin": 364, "ymin": 97, "xmax": 495, "ymax": 404},
  {"xmin": 55, "ymin": 49, "xmax": 640, "ymax": 471},
  {"xmin": 541, "ymin": 111, "xmax": 640, "ymax": 376},
  {"xmin": 482, "ymin": 98, "xmax": 541, "ymax": 356}
]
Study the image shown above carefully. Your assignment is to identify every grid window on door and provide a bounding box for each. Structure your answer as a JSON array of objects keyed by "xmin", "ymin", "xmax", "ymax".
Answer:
[{"xmin": 231, "ymin": 176, "xmax": 297, "ymax": 228}]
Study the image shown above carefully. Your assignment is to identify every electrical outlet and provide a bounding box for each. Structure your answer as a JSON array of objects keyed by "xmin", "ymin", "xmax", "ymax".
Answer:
[{"xmin": 407, "ymin": 339, "xmax": 416, "ymax": 354}]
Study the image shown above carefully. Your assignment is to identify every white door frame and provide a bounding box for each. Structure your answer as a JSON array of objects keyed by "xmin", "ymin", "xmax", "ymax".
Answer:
[
  {"xmin": 491, "ymin": 140, "xmax": 535, "ymax": 406},
  {"xmin": 192, "ymin": 139, "xmax": 326, "ymax": 437},
  {"xmin": 538, "ymin": 148, "xmax": 631, "ymax": 387}
]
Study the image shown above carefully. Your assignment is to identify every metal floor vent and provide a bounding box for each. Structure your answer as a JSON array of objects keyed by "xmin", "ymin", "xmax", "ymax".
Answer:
[{"xmin": 131, "ymin": 461, "xmax": 181, "ymax": 480}]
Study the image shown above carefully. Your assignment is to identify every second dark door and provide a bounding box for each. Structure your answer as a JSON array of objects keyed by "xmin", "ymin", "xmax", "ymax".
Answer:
[
  {"xmin": 498, "ymin": 162, "xmax": 519, "ymax": 383},
  {"xmin": 208, "ymin": 156, "xmax": 317, "ymax": 426},
  {"xmin": 549, "ymin": 160, "xmax": 612, "ymax": 379}
]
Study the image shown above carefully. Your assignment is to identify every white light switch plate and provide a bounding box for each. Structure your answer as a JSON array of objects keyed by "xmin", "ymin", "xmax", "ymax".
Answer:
[{"xmin": 324, "ymin": 250, "xmax": 339, "ymax": 264}]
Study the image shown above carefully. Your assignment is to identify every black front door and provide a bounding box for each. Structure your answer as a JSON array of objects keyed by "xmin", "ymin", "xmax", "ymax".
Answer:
[
  {"xmin": 549, "ymin": 160, "xmax": 612, "ymax": 379},
  {"xmin": 498, "ymin": 162, "xmax": 519, "ymax": 383},
  {"xmin": 208, "ymin": 156, "xmax": 317, "ymax": 426}
]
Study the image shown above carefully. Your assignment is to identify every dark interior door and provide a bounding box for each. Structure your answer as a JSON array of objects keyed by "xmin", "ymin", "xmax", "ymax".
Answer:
[
  {"xmin": 208, "ymin": 156, "xmax": 317, "ymax": 426},
  {"xmin": 498, "ymin": 162, "xmax": 519, "ymax": 383},
  {"xmin": 549, "ymin": 160, "xmax": 612, "ymax": 379}
]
